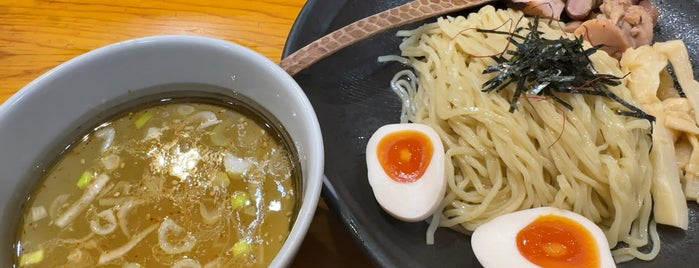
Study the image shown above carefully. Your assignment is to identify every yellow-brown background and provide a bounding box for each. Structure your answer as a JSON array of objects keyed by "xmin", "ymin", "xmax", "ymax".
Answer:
[{"xmin": 0, "ymin": 0, "xmax": 373, "ymax": 266}]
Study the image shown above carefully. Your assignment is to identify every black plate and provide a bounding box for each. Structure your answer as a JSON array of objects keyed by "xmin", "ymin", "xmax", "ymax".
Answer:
[{"xmin": 283, "ymin": 1, "xmax": 699, "ymax": 267}]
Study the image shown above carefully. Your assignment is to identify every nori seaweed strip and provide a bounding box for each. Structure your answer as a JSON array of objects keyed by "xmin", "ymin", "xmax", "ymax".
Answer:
[{"xmin": 476, "ymin": 16, "xmax": 655, "ymax": 123}]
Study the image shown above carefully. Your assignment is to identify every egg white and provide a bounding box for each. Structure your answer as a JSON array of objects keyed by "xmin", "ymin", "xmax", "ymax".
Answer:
[
  {"xmin": 471, "ymin": 206, "xmax": 616, "ymax": 268},
  {"xmin": 366, "ymin": 123, "xmax": 446, "ymax": 222}
]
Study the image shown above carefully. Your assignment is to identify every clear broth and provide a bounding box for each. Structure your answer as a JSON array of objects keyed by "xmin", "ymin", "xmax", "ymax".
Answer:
[{"xmin": 14, "ymin": 90, "xmax": 300, "ymax": 267}]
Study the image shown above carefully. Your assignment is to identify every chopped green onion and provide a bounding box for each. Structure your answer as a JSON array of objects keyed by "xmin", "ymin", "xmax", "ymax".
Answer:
[
  {"xmin": 19, "ymin": 249, "xmax": 44, "ymax": 266},
  {"xmin": 134, "ymin": 112, "xmax": 153, "ymax": 129},
  {"xmin": 230, "ymin": 191, "xmax": 250, "ymax": 209},
  {"xmin": 231, "ymin": 239, "xmax": 252, "ymax": 257},
  {"xmin": 76, "ymin": 171, "xmax": 92, "ymax": 189}
]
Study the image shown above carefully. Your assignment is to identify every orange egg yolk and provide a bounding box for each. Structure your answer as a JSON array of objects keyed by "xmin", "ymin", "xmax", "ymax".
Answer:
[
  {"xmin": 516, "ymin": 214, "xmax": 600, "ymax": 268},
  {"xmin": 376, "ymin": 130, "xmax": 433, "ymax": 183}
]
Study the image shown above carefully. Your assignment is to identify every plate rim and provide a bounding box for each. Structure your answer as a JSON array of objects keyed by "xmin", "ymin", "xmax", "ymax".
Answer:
[
  {"xmin": 281, "ymin": 1, "xmax": 699, "ymax": 267},
  {"xmin": 282, "ymin": 0, "xmax": 395, "ymax": 266}
]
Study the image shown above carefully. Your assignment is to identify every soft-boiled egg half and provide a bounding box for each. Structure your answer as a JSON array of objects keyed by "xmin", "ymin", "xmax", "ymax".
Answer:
[
  {"xmin": 472, "ymin": 206, "xmax": 616, "ymax": 268},
  {"xmin": 365, "ymin": 123, "xmax": 445, "ymax": 222}
]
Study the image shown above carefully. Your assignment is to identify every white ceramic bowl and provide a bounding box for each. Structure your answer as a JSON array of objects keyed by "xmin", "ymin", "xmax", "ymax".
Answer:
[{"xmin": 0, "ymin": 35, "xmax": 324, "ymax": 267}]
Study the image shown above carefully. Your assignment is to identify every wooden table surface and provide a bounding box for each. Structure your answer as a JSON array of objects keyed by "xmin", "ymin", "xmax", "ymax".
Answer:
[{"xmin": 0, "ymin": 0, "xmax": 374, "ymax": 267}]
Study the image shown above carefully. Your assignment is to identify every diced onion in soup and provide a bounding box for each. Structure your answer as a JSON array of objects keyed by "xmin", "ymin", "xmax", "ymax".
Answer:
[
  {"xmin": 211, "ymin": 171, "xmax": 230, "ymax": 188},
  {"xmin": 67, "ymin": 248, "xmax": 89, "ymax": 264},
  {"xmin": 199, "ymin": 200, "xmax": 222, "ymax": 225},
  {"xmin": 172, "ymin": 259, "xmax": 202, "ymax": 268},
  {"xmin": 210, "ymin": 122, "xmax": 229, "ymax": 146},
  {"xmin": 224, "ymin": 152, "xmax": 251, "ymax": 174},
  {"xmin": 48, "ymin": 194, "xmax": 70, "ymax": 220},
  {"xmin": 158, "ymin": 218, "xmax": 197, "ymax": 254},
  {"xmin": 101, "ymin": 154, "xmax": 120, "ymax": 171},
  {"xmin": 28, "ymin": 206, "xmax": 47, "ymax": 223},
  {"xmin": 117, "ymin": 199, "xmax": 145, "ymax": 237},
  {"xmin": 54, "ymin": 174, "xmax": 110, "ymax": 228},
  {"xmin": 144, "ymin": 126, "xmax": 162, "ymax": 140},
  {"xmin": 89, "ymin": 208, "xmax": 117, "ymax": 235},
  {"xmin": 94, "ymin": 126, "xmax": 115, "ymax": 152},
  {"xmin": 189, "ymin": 111, "xmax": 221, "ymax": 129},
  {"xmin": 98, "ymin": 224, "xmax": 158, "ymax": 264},
  {"xmin": 177, "ymin": 104, "xmax": 195, "ymax": 115}
]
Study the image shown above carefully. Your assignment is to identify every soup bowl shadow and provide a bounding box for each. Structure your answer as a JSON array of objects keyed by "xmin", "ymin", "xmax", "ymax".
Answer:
[{"xmin": 0, "ymin": 35, "xmax": 324, "ymax": 267}]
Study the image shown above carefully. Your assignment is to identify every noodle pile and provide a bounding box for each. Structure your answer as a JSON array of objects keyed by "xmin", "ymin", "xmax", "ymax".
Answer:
[{"xmin": 383, "ymin": 5, "xmax": 695, "ymax": 262}]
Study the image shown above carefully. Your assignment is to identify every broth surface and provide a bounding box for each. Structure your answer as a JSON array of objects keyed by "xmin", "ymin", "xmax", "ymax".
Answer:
[{"xmin": 15, "ymin": 100, "xmax": 298, "ymax": 267}]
